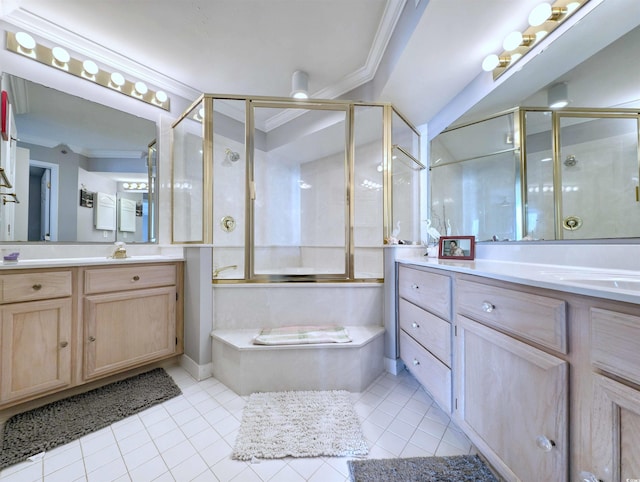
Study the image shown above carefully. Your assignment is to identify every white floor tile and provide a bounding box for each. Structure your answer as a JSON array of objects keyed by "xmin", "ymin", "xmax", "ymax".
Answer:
[{"xmin": 0, "ymin": 366, "xmax": 477, "ymax": 482}]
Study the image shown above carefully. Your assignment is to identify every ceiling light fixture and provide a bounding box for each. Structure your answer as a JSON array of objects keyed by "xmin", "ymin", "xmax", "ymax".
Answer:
[
  {"xmin": 548, "ymin": 82, "xmax": 569, "ymax": 108},
  {"xmin": 5, "ymin": 31, "xmax": 170, "ymax": 111},
  {"xmin": 291, "ymin": 70, "xmax": 309, "ymax": 99},
  {"xmin": 481, "ymin": 0, "xmax": 589, "ymax": 80}
]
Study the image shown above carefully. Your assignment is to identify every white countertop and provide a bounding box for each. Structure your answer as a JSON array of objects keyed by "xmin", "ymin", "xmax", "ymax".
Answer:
[
  {"xmin": 0, "ymin": 255, "xmax": 184, "ymax": 270},
  {"xmin": 397, "ymin": 255, "xmax": 640, "ymax": 305}
]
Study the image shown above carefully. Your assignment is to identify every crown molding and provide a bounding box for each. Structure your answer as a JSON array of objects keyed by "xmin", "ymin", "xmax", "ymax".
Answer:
[{"xmin": 1, "ymin": 9, "xmax": 200, "ymax": 101}]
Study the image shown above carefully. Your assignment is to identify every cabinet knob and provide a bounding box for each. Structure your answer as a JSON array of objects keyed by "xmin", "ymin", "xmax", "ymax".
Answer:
[
  {"xmin": 132, "ymin": 275, "xmax": 140, "ymax": 281},
  {"xmin": 32, "ymin": 283, "xmax": 42, "ymax": 291},
  {"xmin": 481, "ymin": 301, "xmax": 495, "ymax": 313},
  {"xmin": 535, "ymin": 435, "xmax": 555, "ymax": 452},
  {"xmin": 412, "ymin": 359, "xmax": 420, "ymax": 366},
  {"xmin": 59, "ymin": 341, "xmax": 68, "ymax": 348},
  {"xmin": 412, "ymin": 322, "xmax": 419, "ymax": 329},
  {"xmin": 411, "ymin": 284, "xmax": 419, "ymax": 290},
  {"xmin": 578, "ymin": 472, "xmax": 602, "ymax": 482},
  {"xmin": 88, "ymin": 336, "xmax": 96, "ymax": 342}
]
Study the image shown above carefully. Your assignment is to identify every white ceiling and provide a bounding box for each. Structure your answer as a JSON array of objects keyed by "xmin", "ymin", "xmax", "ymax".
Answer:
[{"xmin": 2, "ymin": 0, "xmax": 640, "ymax": 135}]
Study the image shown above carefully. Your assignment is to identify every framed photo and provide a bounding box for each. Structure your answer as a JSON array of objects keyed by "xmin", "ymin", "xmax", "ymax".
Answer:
[{"xmin": 438, "ymin": 236, "xmax": 475, "ymax": 260}]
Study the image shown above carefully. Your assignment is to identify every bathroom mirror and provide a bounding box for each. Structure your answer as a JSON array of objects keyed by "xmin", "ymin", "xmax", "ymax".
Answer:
[
  {"xmin": 1, "ymin": 73, "xmax": 157, "ymax": 243},
  {"xmin": 430, "ymin": 20, "xmax": 640, "ymax": 243}
]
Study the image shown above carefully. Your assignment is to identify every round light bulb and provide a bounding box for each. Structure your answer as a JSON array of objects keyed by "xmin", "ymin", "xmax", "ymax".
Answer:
[
  {"xmin": 155, "ymin": 91, "xmax": 168, "ymax": 103},
  {"xmin": 503, "ymin": 31, "xmax": 523, "ymax": 51},
  {"xmin": 110, "ymin": 72, "xmax": 125, "ymax": 87},
  {"xmin": 122, "ymin": 182, "xmax": 130, "ymax": 189},
  {"xmin": 529, "ymin": 3, "xmax": 552, "ymax": 26},
  {"xmin": 83, "ymin": 59, "xmax": 99, "ymax": 75},
  {"xmin": 482, "ymin": 54, "xmax": 500, "ymax": 72},
  {"xmin": 52, "ymin": 46, "xmax": 70, "ymax": 63},
  {"xmin": 15, "ymin": 32, "xmax": 36, "ymax": 50},
  {"xmin": 134, "ymin": 81, "xmax": 148, "ymax": 95},
  {"xmin": 139, "ymin": 183, "xmax": 147, "ymax": 189},
  {"xmin": 535, "ymin": 30, "xmax": 548, "ymax": 42},
  {"xmin": 130, "ymin": 182, "xmax": 138, "ymax": 189},
  {"xmin": 198, "ymin": 107, "xmax": 205, "ymax": 118},
  {"xmin": 510, "ymin": 53, "xmax": 522, "ymax": 62},
  {"xmin": 292, "ymin": 91, "xmax": 308, "ymax": 99}
]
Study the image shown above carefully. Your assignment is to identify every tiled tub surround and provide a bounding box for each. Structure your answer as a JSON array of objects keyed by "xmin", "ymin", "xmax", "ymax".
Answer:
[
  {"xmin": 210, "ymin": 283, "xmax": 385, "ymax": 395},
  {"xmin": 397, "ymin": 244, "xmax": 640, "ymax": 482}
]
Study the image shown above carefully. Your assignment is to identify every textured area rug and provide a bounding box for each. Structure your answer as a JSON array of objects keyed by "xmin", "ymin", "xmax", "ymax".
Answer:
[
  {"xmin": 0, "ymin": 368, "xmax": 181, "ymax": 470},
  {"xmin": 232, "ymin": 390, "xmax": 368, "ymax": 460},
  {"xmin": 348, "ymin": 455, "xmax": 498, "ymax": 482}
]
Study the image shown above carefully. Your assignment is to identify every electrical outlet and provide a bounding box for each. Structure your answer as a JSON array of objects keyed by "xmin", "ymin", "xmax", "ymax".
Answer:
[{"xmin": 103, "ymin": 231, "xmax": 108, "ymax": 238}]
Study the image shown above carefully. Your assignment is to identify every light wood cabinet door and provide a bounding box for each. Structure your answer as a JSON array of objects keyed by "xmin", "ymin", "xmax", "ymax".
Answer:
[
  {"xmin": 589, "ymin": 373, "xmax": 640, "ymax": 482},
  {"xmin": 456, "ymin": 315, "xmax": 568, "ymax": 482},
  {"xmin": 0, "ymin": 299, "xmax": 72, "ymax": 403},
  {"xmin": 83, "ymin": 286, "xmax": 176, "ymax": 380}
]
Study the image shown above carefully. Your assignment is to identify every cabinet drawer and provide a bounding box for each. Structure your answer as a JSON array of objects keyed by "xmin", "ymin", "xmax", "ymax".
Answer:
[
  {"xmin": 84, "ymin": 264, "xmax": 176, "ymax": 294},
  {"xmin": 400, "ymin": 330, "xmax": 451, "ymax": 412},
  {"xmin": 398, "ymin": 265, "xmax": 451, "ymax": 320},
  {"xmin": 0, "ymin": 270, "xmax": 72, "ymax": 303},
  {"xmin": 399, "ymin": 298, "xmax": 451, "ymax": 367},
  {"xmin": 456, "ymin": 279, "xmax": 567, "ymax": 354},
  {"xmin": 591, "ymin": 308, "xmax": 640, "ymax": 386}
]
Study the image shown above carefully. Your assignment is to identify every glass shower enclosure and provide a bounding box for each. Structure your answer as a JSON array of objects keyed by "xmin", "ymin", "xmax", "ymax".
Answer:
[
  {"xmin": 171, "ymin": 95, "xmax": 422, "ymax": 282},
  {"xmin": 430, "ymin": 107, "xmax": 640, "ymax": 241}
]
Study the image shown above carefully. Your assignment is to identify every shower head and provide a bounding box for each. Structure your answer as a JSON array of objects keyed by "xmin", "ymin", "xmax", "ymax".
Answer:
[{"xmin": 224, "ymin": 148, "xmax": 240, "ymax": 165}]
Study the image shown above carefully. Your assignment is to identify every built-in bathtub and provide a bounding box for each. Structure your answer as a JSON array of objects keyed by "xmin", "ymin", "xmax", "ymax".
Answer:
[{"xmin": 210, "ymin": 282, "xmax": 385, "ymax": 394}]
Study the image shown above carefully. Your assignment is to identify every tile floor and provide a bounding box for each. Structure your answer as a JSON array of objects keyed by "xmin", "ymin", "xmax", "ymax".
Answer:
[{"xmin": 0, "ymin": 365, "xmax": 473, "ymax": 482}]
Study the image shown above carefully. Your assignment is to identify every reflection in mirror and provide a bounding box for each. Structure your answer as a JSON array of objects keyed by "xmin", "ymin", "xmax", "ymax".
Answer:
[
  {"xmin": 430, "ymin": 108, "xmax": 640, "ymax": 241},
  {"xmin": 0, "ymin": 73, "xmax": 157, "ymax": 243}
]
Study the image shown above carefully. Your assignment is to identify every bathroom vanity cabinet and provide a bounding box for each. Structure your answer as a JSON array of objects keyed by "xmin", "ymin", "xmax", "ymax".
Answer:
[
  {"xmin": 396, "ymin": 261, "xmax": 640, "ymax": 482},
  {"xmin": 455, "ymin": 276, "xmax": 569, "ymax": 482},
  {"xmin": 82, "ymin": 264, "xmax": 179, "ymax": 380},
  {"xmin": 0, "ymin": 269, "xmax": 74, "ymax": 404},
  {"xmin": 397, "ymin": 265, "xmax": 453, "ymax": 412},
  {"xmin": 0, "ymin": 261, "xmax": 183, "ymax": 410}
]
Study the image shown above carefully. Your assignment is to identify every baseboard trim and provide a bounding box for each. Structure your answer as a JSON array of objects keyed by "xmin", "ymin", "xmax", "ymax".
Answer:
[
  {"xmin": 384, "ymin": 357, "xmax": 404, "ymax": 375},
  {"xmin": 180, "ymin": 355, "xmax": 212, "ymax": 381}
]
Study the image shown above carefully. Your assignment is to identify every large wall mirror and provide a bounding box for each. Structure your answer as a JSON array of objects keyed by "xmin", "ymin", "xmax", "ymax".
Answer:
[
  {"xmin": 429, "ymin": 7, "xmax": 640, "ymax": 243},
  {"xmin": 0, "ymin": 73, "xmax": 158, "ymax": 243}
]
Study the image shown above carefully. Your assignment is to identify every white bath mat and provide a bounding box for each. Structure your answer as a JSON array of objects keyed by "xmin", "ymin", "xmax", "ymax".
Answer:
[{"xmin": 232, "ymin": 390, "xmax": 368, "ymax": 460}]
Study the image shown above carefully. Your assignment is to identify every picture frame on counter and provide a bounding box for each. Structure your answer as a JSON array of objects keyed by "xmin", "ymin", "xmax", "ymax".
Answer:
[{"xmin": 438, "ymin": 236, "xmax": 475, "ymax": 260}]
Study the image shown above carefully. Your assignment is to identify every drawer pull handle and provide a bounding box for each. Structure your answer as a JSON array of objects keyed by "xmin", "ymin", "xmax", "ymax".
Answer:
[
  {"xmin": 88, "ymin": 336, "xmax": 96, "ymax": 342},
  {"xmin": 32, "ymin": 283, "xmax": 42, "ymax": 291},
  {"xmin": 535, "ymin": 435, "xmax": 555, "ymax": 452},
  {"xmin": 132, "ymin": 275, "xmax": 140, "ymax": 281},
  {"xmin": 411, "ymin": 322, "xmax": 420, "ymax": 329},
  {"xmin": 59, "ymin": 341, "xmax": 68, "ymax": 348},
  {"xmin": 411, "ymin": 284, "xmax": 419, "ymax": 290},
  {"xmin": 412, "ymin": 359, "xmax": 420, "ymax": 366},
  {"xmin": 481, "ymin": 301, "xmax": 495, "ymax": 313}
]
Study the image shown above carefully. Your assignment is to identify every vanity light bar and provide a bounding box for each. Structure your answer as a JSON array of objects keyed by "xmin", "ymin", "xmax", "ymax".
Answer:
[
  {"xmin": 5, "ymin": 31, "xmax": 170, "ymax": 111},
  {"xmin": 482, "ymin": 0, "xmax": 589, "ymax": 80}
]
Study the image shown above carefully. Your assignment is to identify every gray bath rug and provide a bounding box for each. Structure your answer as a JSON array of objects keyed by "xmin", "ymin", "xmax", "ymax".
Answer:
[
  {"xmin": 0, "ymin": 367, "xmax": 181, "ymax": 470},
  {"xmin": 232, "ymin": 389, "xmax": 368, "ymax": 460},
  {"xmin": 348, "ymin": 455, "xmax": 498, "ymax": 481}
]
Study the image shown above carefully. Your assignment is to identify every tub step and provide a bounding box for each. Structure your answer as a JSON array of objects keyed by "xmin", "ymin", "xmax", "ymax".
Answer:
[{"xmin": 210, "ymin": 325, "xmax": 384, "ymax": 395}]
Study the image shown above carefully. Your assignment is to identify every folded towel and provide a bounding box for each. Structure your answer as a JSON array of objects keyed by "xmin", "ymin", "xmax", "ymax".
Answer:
[{"xmin": 252, "ymin": 325, "xmax": 352, "ymax": 345}]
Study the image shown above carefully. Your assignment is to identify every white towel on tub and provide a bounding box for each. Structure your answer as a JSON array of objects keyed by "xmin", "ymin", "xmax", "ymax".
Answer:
[{"xmin": 252, "ymin": 325, "xmax": 352, "ymax": 345}]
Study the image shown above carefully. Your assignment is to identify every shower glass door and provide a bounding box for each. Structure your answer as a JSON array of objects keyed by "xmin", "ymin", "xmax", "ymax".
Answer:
[
  {"xmin": 250, "ymin": 102, "xmax": 349, "ymax": 279},
  {"xmin": 557, "ymin": 114, "xmax": 640, "ymax": 239}
]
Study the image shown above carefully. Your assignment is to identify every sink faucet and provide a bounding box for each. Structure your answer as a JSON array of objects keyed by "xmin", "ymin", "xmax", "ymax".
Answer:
[{"xmin": 213, "ymin": 264, "xmax": 238, "ymax": 278}]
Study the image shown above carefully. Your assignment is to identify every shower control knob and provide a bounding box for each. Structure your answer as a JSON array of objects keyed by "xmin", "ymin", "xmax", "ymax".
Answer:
[
  {"xmin": 412, "ymin": 359, "xmax": 419, "ymax": 366},
  {"xmin": 412, "ymin": 322, "xmax": 419, "ymax": 329},
  {"xmin": 411, "ymin": 284, "xmax": 419, "ymax": 290}
]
